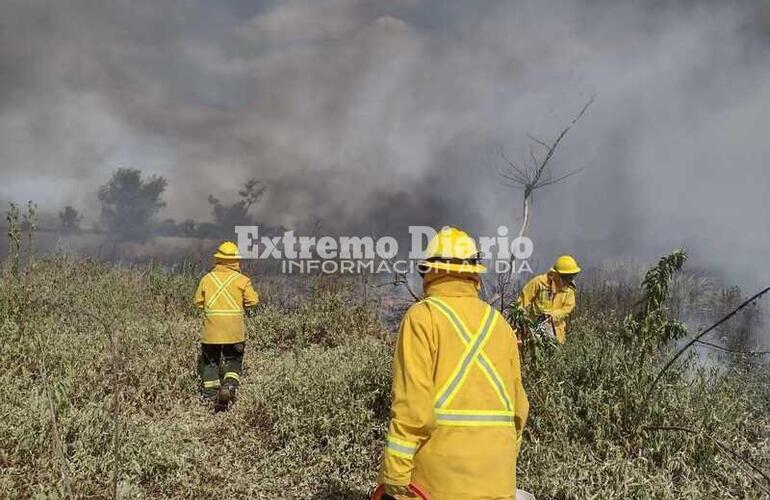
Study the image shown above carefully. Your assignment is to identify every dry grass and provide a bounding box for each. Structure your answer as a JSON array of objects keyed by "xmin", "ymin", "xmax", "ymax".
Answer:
[{"xmin": 0, "ymin": 255, "xmax": 768, "ymax": 499}]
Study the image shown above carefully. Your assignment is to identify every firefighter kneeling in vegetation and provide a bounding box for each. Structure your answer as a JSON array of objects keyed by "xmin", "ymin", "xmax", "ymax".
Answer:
[
  {"xmin": 517, "ymin": 255, "xmax": 580, "ymax": 344},
  {"xmin": 377, "ymin": 226, "xmax": 528, "ymax": 500},
  {"xmin": 194, "ymin": 241, "xmax": 259, "ymax": 410}
]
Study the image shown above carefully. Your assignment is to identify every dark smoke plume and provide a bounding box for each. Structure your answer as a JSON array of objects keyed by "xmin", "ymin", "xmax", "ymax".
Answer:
[{"xmin": 1, "ymin": 0, "xmax": 769, "ymax": 286}]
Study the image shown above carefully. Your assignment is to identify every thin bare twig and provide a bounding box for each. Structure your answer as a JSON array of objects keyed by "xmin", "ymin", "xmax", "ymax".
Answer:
[
  {"xmin": 388, "ymin": 258, "xmax": 420, "ymax": 302},
  {"xmin": 526, "ymin": 134, "xmax": 551, "ymax": 150},
  {"xmin": 371, "ymin": 273, "xmax": 420, "ymax": 301},
  {"xmin": 368, "ymin": 230, "xmax": 421, "ymax": 303},
  {"xmin": 535, "ymin": 167, "xmax": 585, "ymax": 189},
  {"xmin": 533, "ymin": 96, "xmax": 594, "ymax": 183},
  {"xmin": 694, "ymin": 339, "xmax": 770, "ymax": 356},
  {"xmin": 495, "ymin": 96, "xmax": 595, "ymax": 311},
  {"xmin": 645, "ymin": 286, "xmax": 770, "ymax": 404},
  {"xmin": 498, "ymin": 95, "xmax": 594, "ymax": 196}
]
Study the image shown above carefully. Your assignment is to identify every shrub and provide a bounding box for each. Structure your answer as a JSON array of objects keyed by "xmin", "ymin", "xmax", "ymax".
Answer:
[{"xmin": 0, "ymin": 254, "xmax": 767, "ymax": 498}]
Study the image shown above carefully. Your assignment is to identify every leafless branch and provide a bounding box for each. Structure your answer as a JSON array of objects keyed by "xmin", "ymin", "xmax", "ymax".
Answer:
[
  {"xmin": 367, "ymin": 231, "xmax": 421, "ymax": 303},
  {"xmin": 535, "ymin": 95, "xmax": 594, "ymax": 177},
  {"xmin": 646, "ymin": 286, "xmax": 770, "ymax": 405},
  {"xmin": 497, "ymin": 95, "xmax": 594, "ymax": 223},
  {"xmin": 494, "ymin": 95, "xmax": 595, "ymax": 312},
  {"xmin": 526, "ymin": 134, "xmax": 551, "ymax": 150},
  {"xmin": 535, "ymin": 167, "xmax": 585, "ymax": 189},
  {"xmin": 388, "ymin": 257, "xmax": 421, "ymax": 302},
  {"xmin": 694, "ymin": 339, "xmax": 770, "ymax": 356},
  {"xmin": 528, "ymin": 147, "xmax": 539, "ymax": 172}
]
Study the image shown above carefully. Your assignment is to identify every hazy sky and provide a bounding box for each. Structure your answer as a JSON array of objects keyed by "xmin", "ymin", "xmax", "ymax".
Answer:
[{"xmin": 1, "ymin": 0, "xmax": 769, "ymax": 285}]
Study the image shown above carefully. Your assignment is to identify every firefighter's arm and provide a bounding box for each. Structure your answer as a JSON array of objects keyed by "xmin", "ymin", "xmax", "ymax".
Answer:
[
  {"xmin": 380, "ymin": 304, "xmax": 436, "ymax": 487},
  {"xmin": 242, "ymin": 278, "xmax": 259, "ymax": 308},
  {"xmin": 511, "ymin": 338, "xmax": 529, "ymax": 452},
  {"xmin": 516, "ymin": 277, "xmax": 537, "ymax": 310},
  {"xmin": 193, "ymin": 279, "xmax": 205, "ymax": 309},
  {"xmin": 550, "ymin": 289, "xmax": 575, "ymax": 322}
]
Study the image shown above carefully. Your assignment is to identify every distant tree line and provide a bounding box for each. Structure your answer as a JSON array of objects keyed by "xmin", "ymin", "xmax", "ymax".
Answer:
[{"xmin": 58, "ymin": 168, "xmax": 280, "ymax": 241}]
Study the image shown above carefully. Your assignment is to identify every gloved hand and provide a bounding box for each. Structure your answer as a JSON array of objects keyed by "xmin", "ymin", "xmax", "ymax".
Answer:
[{"xmin": 383, "ymin": 483, "xmax": 417, "ymax": 499}]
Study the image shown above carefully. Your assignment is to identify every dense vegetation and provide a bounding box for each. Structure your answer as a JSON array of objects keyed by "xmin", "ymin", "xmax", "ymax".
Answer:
[{"xmin": 1, "ymin": 249, "xmax": 768, "ymax": 498}]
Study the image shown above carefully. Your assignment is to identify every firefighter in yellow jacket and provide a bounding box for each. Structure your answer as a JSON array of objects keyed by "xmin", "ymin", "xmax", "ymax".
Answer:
[
  {"xmin": 194, "ymin": 241, "xmax": 259, "ymax": 408},
  {"xmin": 517, "ymin": 255, "xmax": 580, "ymax": 344},
  {"xmin": 379, "ymin": 227, "xmax": 529, "ymax": 500}
]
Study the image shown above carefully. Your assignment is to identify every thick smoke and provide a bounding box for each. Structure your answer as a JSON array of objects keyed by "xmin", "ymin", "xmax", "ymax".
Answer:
[{"xmin": 1, "ymin": 0, "xmax": 769, "ymax": 285}]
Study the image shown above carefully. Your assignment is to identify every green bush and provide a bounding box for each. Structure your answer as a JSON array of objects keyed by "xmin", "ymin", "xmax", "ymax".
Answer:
[{"xmin": 517, "ymin": 318, "xmax": 769, "ymax": 499}]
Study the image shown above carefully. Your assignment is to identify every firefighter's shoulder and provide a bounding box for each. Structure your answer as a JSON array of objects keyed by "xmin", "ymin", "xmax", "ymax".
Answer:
[{"xmin": 403, "ymin": 299, "xmax": 433, "ymax": 322}]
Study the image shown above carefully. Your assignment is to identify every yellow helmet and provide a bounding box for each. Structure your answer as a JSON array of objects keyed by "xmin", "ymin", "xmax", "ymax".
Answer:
[
  {"xmin": 419, "ymin": 226, "xmax": 486, "ymax": 274},
  {"xmin": 552, "ymin": 255, "xmax": 581, "ymax": 274},
  {"xmin": 213, "ymin": 241, "xmax": 242, "ymax": 260}
]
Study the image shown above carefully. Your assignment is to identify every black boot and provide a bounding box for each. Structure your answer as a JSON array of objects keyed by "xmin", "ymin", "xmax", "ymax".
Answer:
[{"xmin": 214, "ymin": 381, "xmax": 237, "ymax": 412}]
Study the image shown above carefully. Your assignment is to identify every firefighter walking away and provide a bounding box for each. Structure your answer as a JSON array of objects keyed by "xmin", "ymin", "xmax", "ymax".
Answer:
[
  {"xmin": 377, "ymin": 226, "xmax": 529, "ymax": 500},
  {"xmin": 194, "ymin": 241, "xmax": 259, "ymax": 411}
]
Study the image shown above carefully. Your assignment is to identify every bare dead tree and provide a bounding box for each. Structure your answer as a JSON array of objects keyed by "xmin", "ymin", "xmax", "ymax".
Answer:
[{"xmin": 493, "ymin": 96, "xmax": 595, "ymax": 312}]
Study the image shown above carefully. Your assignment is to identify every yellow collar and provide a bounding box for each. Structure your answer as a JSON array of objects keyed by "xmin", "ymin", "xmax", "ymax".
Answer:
[
  {"xmin": 423, "ymin": 273, "xmax": 480, "ymax": 298},
  {"xmin": 546, "ymin": 271, "xmax": 575, "ymax": 291},
  {"xmin": 213, "ymin": 261, "xmax": 240, "ymax": 273}
]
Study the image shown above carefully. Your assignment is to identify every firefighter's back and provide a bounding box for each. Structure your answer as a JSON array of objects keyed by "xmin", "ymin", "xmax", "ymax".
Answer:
[
  {"xmin": 195, "ymin": 262, "xmax": 258, "ymax": 344},
  {"xmin": 413, "ymin": 290, "xmax": 525, "ymax": 499}
]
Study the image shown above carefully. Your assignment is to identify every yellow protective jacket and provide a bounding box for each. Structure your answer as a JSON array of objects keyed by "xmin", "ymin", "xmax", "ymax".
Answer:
[
  {"xmin": 517, "ymin": 272, "xmax": 575, "ymax": 344},
  {"xmin": 380, "ymin": 273, "xmax": 529, "ymax": 499},
  {"xmin": 193, "ymin": 261, "xmax": 259, "ymax": 344}
]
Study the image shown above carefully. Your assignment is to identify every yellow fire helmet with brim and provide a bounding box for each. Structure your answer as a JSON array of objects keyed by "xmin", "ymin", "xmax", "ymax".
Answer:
[
  {"xmin": 418, "ymin": 226, "xmax": 487, "ymax": 274},
  {"xmin": 213, "ymin": 241, "xmax": 243, "ymax": 260},
  {"xmin": 551, "ymin": 255, "xmax": 581, "ymax": 274}
]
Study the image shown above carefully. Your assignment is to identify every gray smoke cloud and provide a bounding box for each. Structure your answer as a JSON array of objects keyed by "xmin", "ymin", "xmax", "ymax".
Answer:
[{"xmin": 1, "ymin": 0, "xmax": 769, "ymax": 285}]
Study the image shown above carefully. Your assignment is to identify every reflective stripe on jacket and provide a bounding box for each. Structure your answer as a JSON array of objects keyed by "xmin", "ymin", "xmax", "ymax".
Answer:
[
  {"xmin": 517, "ymin": 272, "xmax": 575, "ymax": 344},
  {"xmin": 193, "ymin": 262, "xmax": 259, "ymax": 343},
  {"xmin": 380, "ymin": 273, "xmax": 529, "ymax": 499}
]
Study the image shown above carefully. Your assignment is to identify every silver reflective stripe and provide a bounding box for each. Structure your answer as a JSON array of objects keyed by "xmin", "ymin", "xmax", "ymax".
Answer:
[
  {"xmin": 387, "ymin": 441, "xmax": 416, "ymax": 455},
  {"xmin": 205, "ymin": 272, "xmax": 243, "ymax": 315},
  {"xmin": 206, "ymin": 272, "xmax": 240, "ymax": 311},
  {"xmin": 428, "ymin": 297, "xmax": 472, "ymax": 343},
  {"xmin": 476, "ymin": 355, "xmax": 511, "ymax": 411},
  {"xmin": 437, "ymin": 413, "xmax": 514, "ymax": 422},
  {"xmin": 433, "ymin": 304, "xmax": 496, "ymax": 408},
  {"xmin": 385, "ymin": 436, "xmax": 418, "ymax": 459},
  {"xmin": 427, "ymin": 297, "xmax": 513, "ymax": 411}
]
